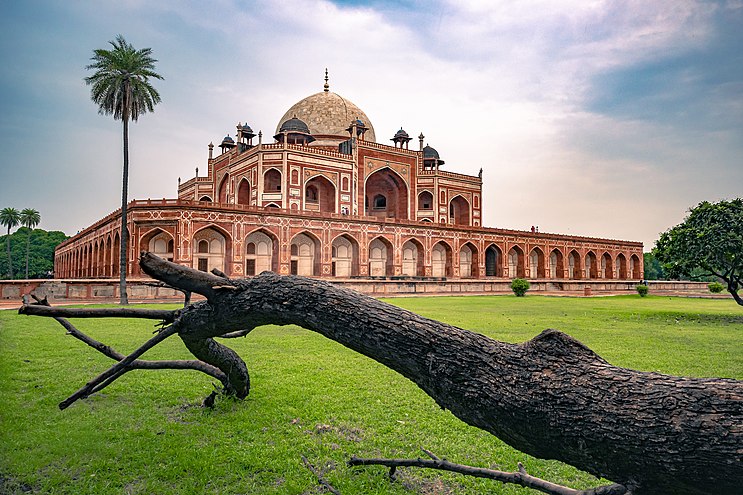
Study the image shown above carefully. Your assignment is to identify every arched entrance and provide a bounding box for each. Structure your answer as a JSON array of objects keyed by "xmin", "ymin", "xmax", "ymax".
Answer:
[
  {"xmin": 550, "ymin": 249, "xmax": 564, "ymax": 279},
  {"xmin": 369, "ymin": 237, "xmax": 393, "ymax": 276},
  {"xmin": 144, "ymin": 229, "xmax": 174, "ymax": 262},
  {"xmin": 217, "ymin": 175, "xmax": 229, "ymax": 204},
  {"xmin": 305, "ymin": 175, "xmax": 336, "ymax": 213},
  {"xmin": 568, "ymin": 250, "xmax": 581, "ymax": 279},
  {"xmin": 417, "ymin": 191, "xmax": 433, "ymax": 210},
  {"xmin": 508, "ymin": 246, "xmax": 525, "ymax": 278},
  {"xmin": 264, "ymin": 168, "xmax": 282, "ymax": 193},
  {"xmin": 459, "ymin": 242, "xmax": 478, "ymax": 278},
  {"xmin": 529, "ymin": 247, "xmax": 545, "ymax": 278},
  {"xmin": 364, "ymin": 168, "xmax": 408, "ymax": 220},
  {"xmin": 585, "ymin": 252, "xmax": 598, "ymax": 279},
  {"xmin": 485, "ymin": 245, "xmax": 502, "ymax": 277},
  {"xmin": 402, "ymin": 239, "xmax": 424, "ymax": 276},
  {"xmin": 237, "ymin": 178, "xmax": 251, "ymax": 206},
  {"xmin": 245, "ymin": 230, "xmax": 277, "ymax": 275},
  {"xmin": 449, "ymin": 196, "xmax": 470, "ymax": 226},
  {"xmin": 601, "ymin": 252, "xmax": 613, "ymax": 279},
  {"xmin": 631, "ymin": 254, "xmax": 641, "ymax": 279},
  {"xmin": 290, "ymin": 232, "xmax": 319, "ymax": 276},
  {"xmin": 616, "ymin": 254, "xmax": 627, "ymax": 279},
  {"xmin": 432, "ymin": 241, "xmax": 453, "ymax": 277},
  {"xmin": 193, "ymin": 227, "xmax": 228, "ymax": 274},
  {"xmin": 332, "ymin": 235, "xmax": 359, "ymax": 277}
]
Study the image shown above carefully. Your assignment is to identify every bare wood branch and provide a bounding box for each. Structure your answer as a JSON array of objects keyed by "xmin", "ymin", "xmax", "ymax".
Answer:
[
  {"xmin": 302, "ymin": 455, "xmax": 341, "ymax": 495},
  {"xmin": 348, "ymin": 453, "xmax": 627, "ymax": 495},
  {"xmin": 59, "ymin": 324, "xmax": 179, "ymax": 409},
  {"xmin": 19, "ymin": 304, "xmax": 176, "ymax": 322},
  {"xmin": 139, "ymin": 251, "xmax": 230, "ymax": 300},
  {"xmin": 26, "ymin": 295, "xmax": 226, "ymax": 382}
]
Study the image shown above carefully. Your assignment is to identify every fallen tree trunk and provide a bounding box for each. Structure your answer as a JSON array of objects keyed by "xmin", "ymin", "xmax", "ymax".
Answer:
[{"xmin": 20, "ymin": 253, "xmax": 743, "ymax": 495}]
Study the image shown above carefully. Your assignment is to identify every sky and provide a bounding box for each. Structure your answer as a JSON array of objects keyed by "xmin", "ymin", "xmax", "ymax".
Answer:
[{"xmin": 1, "ymin": 0, "xmax": 741, "ymax": 250}]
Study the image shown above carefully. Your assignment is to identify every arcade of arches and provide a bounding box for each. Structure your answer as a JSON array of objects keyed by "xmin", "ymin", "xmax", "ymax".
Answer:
[{"xmin": 54, "ymin": 206, "xmax": 643, "ymax": 282}]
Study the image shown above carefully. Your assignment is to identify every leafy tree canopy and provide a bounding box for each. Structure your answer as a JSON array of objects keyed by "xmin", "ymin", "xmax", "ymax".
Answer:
[
  {"xmin": 0, "ymin": 228, "xmax": 68, "ymax": 279},
  {"xmin": 654, "ymin": 198, "xmax": 743, "ymax": 306}
]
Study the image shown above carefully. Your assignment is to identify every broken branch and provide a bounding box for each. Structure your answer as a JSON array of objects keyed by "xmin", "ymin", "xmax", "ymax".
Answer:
[{"xmin": 348, "ymin": 452, "xmax": 627, "ymax": 495}]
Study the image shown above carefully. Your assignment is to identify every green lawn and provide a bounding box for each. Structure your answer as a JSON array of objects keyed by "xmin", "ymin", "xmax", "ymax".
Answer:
[{"xmin": 1, "ymin": 295, "xmax": 741, "ymax": 494}]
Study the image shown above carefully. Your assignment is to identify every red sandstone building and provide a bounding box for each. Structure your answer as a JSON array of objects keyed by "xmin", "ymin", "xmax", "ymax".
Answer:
[{"xmin": 54, "ymin": 75, "xmax": 643, "ymax": 284}]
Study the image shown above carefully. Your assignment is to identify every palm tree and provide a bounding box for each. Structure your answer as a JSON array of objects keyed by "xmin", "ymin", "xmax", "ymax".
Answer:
[
  {"xmin": 20, "ymin": 208, "xmax": 41, "ymax": 279},
  {"xmin": 1, "ymin": 207, "xmax": 20, "ymax": 279},
  {"xmin": 85, "ymin": 35, "xmax": 163, "ymax": 304}
]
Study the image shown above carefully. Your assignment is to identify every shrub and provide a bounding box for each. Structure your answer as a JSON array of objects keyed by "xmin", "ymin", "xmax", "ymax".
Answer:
[
  {"xmin": 636, "ymin": 284, "xmax": 649, "ymax": 297},
  {"xmin": 511, "ymin": 278, "xmax": 530, "ymax": 297},
  {"xmin": 708, "ymin": 282, "xmax": 724, "ymax": 293}
]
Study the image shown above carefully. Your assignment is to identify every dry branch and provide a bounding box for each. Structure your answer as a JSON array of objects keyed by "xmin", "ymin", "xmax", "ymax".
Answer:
[
  {"xmin": 301, "ymin": 455, "xmax": 341, "ymax": 495},
  {"xmin": 348, "ymin": 450, "xmax": 627, "ymax": 495}
]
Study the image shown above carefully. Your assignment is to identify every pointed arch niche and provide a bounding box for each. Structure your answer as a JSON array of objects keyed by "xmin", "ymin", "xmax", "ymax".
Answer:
[
  {"xmin": 485, "ymin": 244, "xmax": 503, "ymax": 277},
  {"xmin": 402, "ymin": 239, "xmax": 424, "ymax": 276},
  {"xmin": 364, "ymin": 168, "xmax": 408, "ymax": 220},
  {"xmin": 290, "ymin": 232, "xmax": 320, "ymax": 276},
  {"xmin": 305, "ymin": 175, "xmax": 336, "ymax": 214},
  {"xmin": 369, "ymin": 237, "xmax": 394, "ymax": 276},
  {"xmin": 193, "ymin": 227, "xmax": 229, "ymax": 274},
  {"xmin": 332, "ymin": 234, "xmax": 359, "ymax": 277},
  {"xmin": 245, "ymin": 230, "xmax": 278, "ymax": 275}
]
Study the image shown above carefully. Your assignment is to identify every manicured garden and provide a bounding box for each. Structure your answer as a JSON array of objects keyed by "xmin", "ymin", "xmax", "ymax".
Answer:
[{"xmin": 1, "ymin": 294, "xmax": 741, "ymax": 494}]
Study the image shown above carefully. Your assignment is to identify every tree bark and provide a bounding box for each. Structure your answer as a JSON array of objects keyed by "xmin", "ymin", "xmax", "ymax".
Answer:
[{"xmin": 119, "ymin": 103, "xmax": 129, "ymax": 305}]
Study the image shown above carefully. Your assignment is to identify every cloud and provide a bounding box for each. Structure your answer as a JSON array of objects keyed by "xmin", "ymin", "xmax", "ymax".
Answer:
[{"xmin": 0, "ymin": 0, "xmax": 740, "ymax": 251}]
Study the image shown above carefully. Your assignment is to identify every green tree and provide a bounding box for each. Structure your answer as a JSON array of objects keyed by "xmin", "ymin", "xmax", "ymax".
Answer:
[
  {"xmin": 0, "ymin": 207, "xmax": 20, "ymax": 279},
  {"xmin": 642, "ymin": 252, "xmax": 666, "ymax": 280},
  {"xmin": 0, "ymin": 228, "xmax": 68, "ymax": 279},
  {"xmin": 655, "ymin": 198, "xmax": 743, "ymax": 306},
  {"xmin": 85, "ymin": 34, "xmax": 163, "ymax": 304},
  {"xmin": 20, "ymin": 208, "xmax": 40, "ymax": 279}
]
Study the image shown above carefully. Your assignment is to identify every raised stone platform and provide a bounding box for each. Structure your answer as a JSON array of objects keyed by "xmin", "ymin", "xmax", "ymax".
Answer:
[{"xmin": 0, "ymin": 277, "xmax": 718, "ymax": 308}]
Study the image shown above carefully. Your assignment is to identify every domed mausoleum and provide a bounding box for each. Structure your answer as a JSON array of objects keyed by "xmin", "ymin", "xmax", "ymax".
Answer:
[{"xmin": 54, "ymin": 72, "xmax": 643, "ymax": 289}]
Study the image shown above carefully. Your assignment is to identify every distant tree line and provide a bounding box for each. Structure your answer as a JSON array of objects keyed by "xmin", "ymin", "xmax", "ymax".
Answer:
[{"xmin": 0, "ymin": 207, "xmax": 68, "ymax": 280}]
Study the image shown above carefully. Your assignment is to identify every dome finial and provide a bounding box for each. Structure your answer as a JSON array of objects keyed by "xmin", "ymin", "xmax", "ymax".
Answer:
[{"xmin": 324, "ymin": 68, "xmax": 329, "ymax": 92}]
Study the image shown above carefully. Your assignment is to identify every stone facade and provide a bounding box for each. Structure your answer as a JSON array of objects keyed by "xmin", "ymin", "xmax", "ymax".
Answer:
[{"xmin": 54, "ymin": 78, "xmax": 643, "ymax": 282}]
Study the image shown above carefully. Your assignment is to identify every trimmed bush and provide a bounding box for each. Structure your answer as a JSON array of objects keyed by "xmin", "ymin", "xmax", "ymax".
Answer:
[
  {"xmin": 511, "ymin": 278, "xmax": 530, "ymax": 297},
  {"xmin": 708, "ymin": 282, "xmax": 724, "ymax": 293},
  {"xmin": 636, "ymin": 284, "xmax": 649, "ymax": 297}
]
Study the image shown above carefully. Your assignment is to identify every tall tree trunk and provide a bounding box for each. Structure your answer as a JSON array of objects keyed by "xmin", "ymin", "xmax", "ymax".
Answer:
[
  {"xmin": 25, "ymin": 228, "xmax": 31, "ymax": 279},
  {"xmin": 5, "ymin": 227, "xmax": 12, "ymax": 279},
  {"xmin": 134, "ymin": 254, "xmax": 743, "ymax": 495},
  {"xmin": 119, "ymin": 115, "xmax": 129, "ymax": 305}
]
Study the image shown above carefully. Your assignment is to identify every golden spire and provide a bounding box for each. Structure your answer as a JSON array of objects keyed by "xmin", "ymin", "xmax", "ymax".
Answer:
[{"xmin": 324, "ymin": 68, "xmax": 329, "ymax": 92}]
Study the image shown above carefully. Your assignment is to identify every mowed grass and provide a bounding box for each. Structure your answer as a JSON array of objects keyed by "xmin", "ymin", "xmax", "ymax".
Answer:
[{"xmin": 0, "ymin": 294, "xmax": 741, "ymax": 494}]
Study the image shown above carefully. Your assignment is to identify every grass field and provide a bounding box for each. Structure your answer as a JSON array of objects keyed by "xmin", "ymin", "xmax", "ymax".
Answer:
[{"xmin": 1, "ymin": 294, "xmax": 741, "ymax": 494}]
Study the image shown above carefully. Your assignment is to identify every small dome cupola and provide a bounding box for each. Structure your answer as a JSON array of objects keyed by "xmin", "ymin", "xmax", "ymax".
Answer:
[
  {"xmin": 391, "ymin": 127, "xmax": 412, "ymax": 149},
  {"xmin": 219, "ymin": 134, "xmax": 236, "ymax": 153},
  {"xmin": 274, "ymin": 115, "xmax": 315, "ymax": 145},
  {"xmin": 423, "ymin": 144, "xmax": 445, "ymax": 169},
  {"xmin": 237, "ymin": 122, "xmax": 256, "ymax": 148},
  {"xmin": 346, "ymin": 118, "xmax": 369, "ymax": 140}
]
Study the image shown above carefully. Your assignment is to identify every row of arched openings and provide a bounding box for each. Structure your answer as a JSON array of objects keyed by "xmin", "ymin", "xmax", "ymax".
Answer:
[
  {"xmin": 56, "ymin": 232, "xmax": 122, "ymax": 278},
  {"xmin": 208, "ymin": 168, "xmax": 472, "ymax": 225},
  {"xmin": 56, "ymin": 226, "xmax": 640, "ymax": 281}
]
